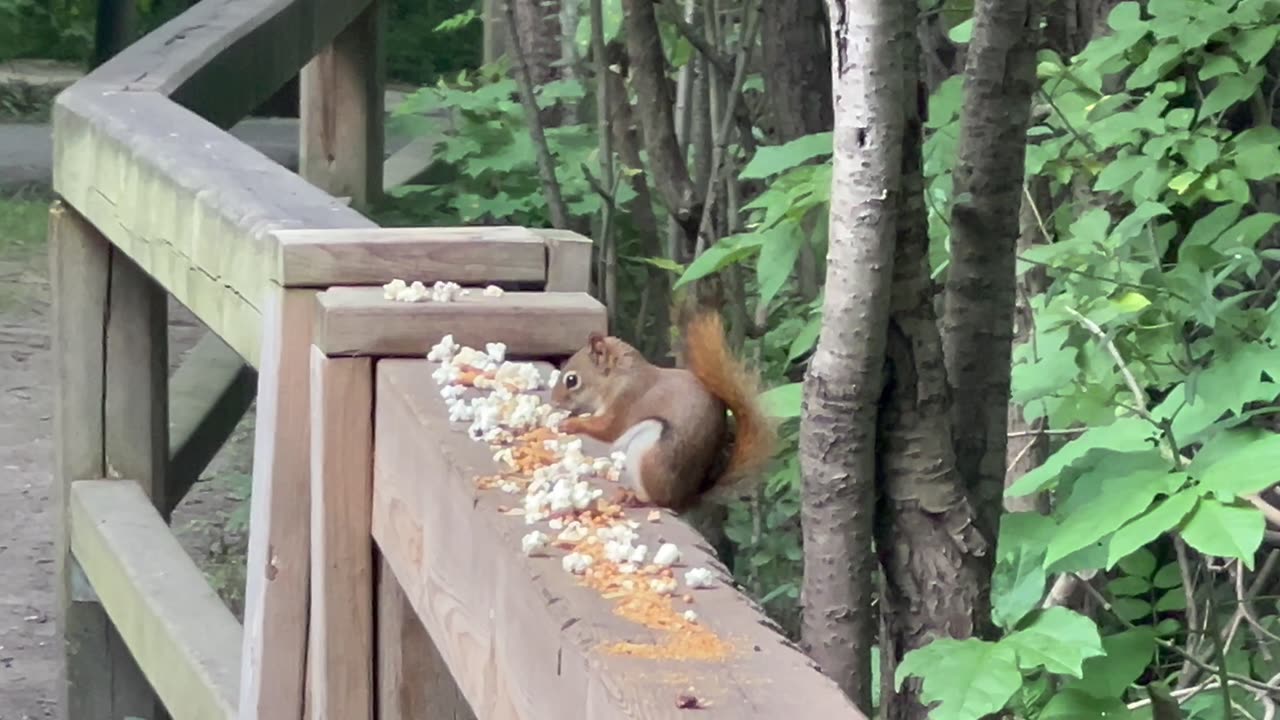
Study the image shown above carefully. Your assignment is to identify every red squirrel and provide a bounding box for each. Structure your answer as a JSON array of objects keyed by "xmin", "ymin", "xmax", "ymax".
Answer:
[{"xmin": 549, "ymin": 312, "xmax": 775, "ymax": 510}]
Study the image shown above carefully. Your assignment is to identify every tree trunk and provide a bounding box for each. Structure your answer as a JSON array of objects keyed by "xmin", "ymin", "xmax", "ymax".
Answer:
[
  {"xmin": 799, "ymin": 0, "xmax": 901, "ymax": 709},
  {"xmin": 942, "ymin": 0, "xmax": 1043, "ymax": 543},
  {"xmin": 620, "ymin": 0, "xmax": 703, "ymax": 241},
  {"xmin": 513, "ymin": 0, "xmax": 566, "ymax": 126},
  {"xmin": 874, "ymin": 7, "xmax": 994, "ymax": 719},
  {"xmin": 760, "ymin": 0, "xmax": 832, "ymax": 142}
]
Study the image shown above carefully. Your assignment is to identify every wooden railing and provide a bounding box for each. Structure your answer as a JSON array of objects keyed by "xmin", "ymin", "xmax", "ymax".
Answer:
[{"xmin": 49, "ymin": 0, "xmax": 865, "ymax": 718}]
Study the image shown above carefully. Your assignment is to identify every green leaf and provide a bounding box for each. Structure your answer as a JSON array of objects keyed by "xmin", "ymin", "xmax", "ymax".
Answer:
[
  {"xmin": 1168, "ymin": 171, "xmax": 1199, "ymax": 194},
  {"xmin": 896, "ymin": 638, "xmax": 1021, "ymax": 720},
  {"xmin": 1195, "ymin": 432, "xmax": 1280, "ymax": 499},
  {"xmin": 759, "ymin": 383, "xmax": 803, "ymax": 419},
  {"xmin": 673, "ymin": 234, "xmax": 763, "ymax": 289},
  {"xmin": 1116, "ymin": 547, "xmax": 1157, "ymax": 579},
  {"xmin": 1184, "ymin": 203, "xmax": 1244, "ymax": 246},
  {"xmin": 1201, "ymin": 67, "xmax": 1264, "ymax": 117},
  {"xmin": 1219, "ymin": 213, "xmax": 1280, "ymax": 249},
  {"xmin": 788, "ymin": 315, "xmax": 821, "ymax": 362},
  {"xmin": 756, "ymin": 230, "xmax": 803, "ymax": 308},
  {"xmin": 1106, "ymin": 576, "xmax": 1151, "ymax": 597},
  {"xmin": 1107, "ymin": 490, "xmax": 1199, "ymax": 568},
  {"xmin": 992, "ymin": 512, "xmax": 1053, "ymax": 630},
  {"xmin": 1094, "ymin": 155, "xmax": 1148, "ymax": 192},
  {"xmin": 1180, "ymin": 498, "xmax": 1264, "ymax": 568},
  {"xmin": 1005, "ymin": 418, "xmax": 1154, "ymax": 498},
  {"xmin": 1106, "ymin": 2, "xmax": 1142, "ymax": 32},
  {"xmin": 740, "ymin": 132, "xmax": 833, "ymax": 179},
  {"xmin": 1153, "ymin": 562, "xmax": 1182, "ymax": 589},
  {"xmin": 1064, "ymin": 627, "xmax": 1157, "ymax": 699},
  {"xmin": 1111, "ymin": 597, "xmax": 1151, "ymax": 621},
  {"xmin": 1199, "ymin": 53, "xmax": 1239, "ymax": 80},
  {"xmin": 1004, "ymin": 607, "xmax": 1106, "ymax": 677},
  {"xmin": 1235, "ymin": 25, "xmax": 1280, "ymax": 65},
  {"xmin": 1039, "ymin": 689, "xmax": 1131, "ymax": 719},
  {"xmin": 1155, "ymin": 588, "xmax": 1187, "ymax": 612},
  {"xmin": 1127, "ymin": 43, "xmax": 1182, "ymax": 89},
  {"xmin": 1045, "ymin": 454, "xmax": 1178, "ymax": 567},
  {"xmin": 948, "ymin": 17, "xmax": 974, "ymax": 44},
  {"xmin": 1109, "ymin": 291, "xmax": 1150, "ymax": 315}
]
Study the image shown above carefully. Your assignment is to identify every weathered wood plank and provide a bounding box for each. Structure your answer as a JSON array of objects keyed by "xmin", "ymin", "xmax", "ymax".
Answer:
[
  {"xmin": 531, "ymin": 228, "xmax": 593, "ymax": 293},
  {"xmin": 376, "ymin": 554, "xmax": 476, "ymax": 720},
  {"xmin": 80, "ymin": 0, "xmax": 375, "ymax": 129},
  {"xmin": 69, "ymin": 480, "xmax": 242, "ymax": 720},
  {"xmin": 239, "ymin": 288, "xmax": 316, "ymax": 720},
  {"xmin": 53, "ymin": 89, "xmax": 377, "ymax": 367},
  {"xmin": 273, "ymin": 227, "xmax": 547, "ymax": 288},
  {"xmin": 50, "ymin": 201, "xmax": 164, "ymax": 720},
  {"xmin": 104, "ymin": 247, "xmax": 169, "ymax": 510},
  {"xmin": 312, "ymin": 288, "xmax": 606, "ymax": 358},
  {"xmin": 372, "ymin": 360, "xmax": 866, "ymax": 719},
  {"xmin": 168, "ymin": 331, "xmax": 257, "ymax": 515},
  {"xmin": 307, "ymin": 349, "xmax": 374, "ymax": 720},
  {"xmin": 300, "ymin": 1, "xmax": 385, "ymax": 210}
]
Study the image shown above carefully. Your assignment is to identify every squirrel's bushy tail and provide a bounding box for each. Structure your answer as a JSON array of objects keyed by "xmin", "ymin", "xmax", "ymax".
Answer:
[{"xmin": 683, "ymin": 312, "xmax": 776, "ymax": 493}]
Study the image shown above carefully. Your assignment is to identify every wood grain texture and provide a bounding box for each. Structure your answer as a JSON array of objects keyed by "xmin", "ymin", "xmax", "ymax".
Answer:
[
  {"xmin": 372, "ymin": 360, "xmax": 866, "ymax": 720},
  {"xmin": 307, "ymin": 349, "xmax": 374, "ymax": 720},
  {"xmin": 53, "ymin": 89, "xmax": 376, "ymax": 367},
  {"xmin": 312, "ymin": 287, "xmax": 606, "ymax": 358},
  {"xmin": 531, "ymin": 228, "xmax": 593, "ymax": 293},
  {"xmin": 50, "ymin": 201, "xmax": 164, "ymax": 720},
  {"xmin": 70, "ymin": 480, "xmax": 242, "ymax": 720},
  {"xmin": 300, "ymin": 1, "xmax": 385, "ymax": 210},
  {"xmin": 239, "ymin": 288, "xmax": 317, "ymax": 720},
  {"xmin": 78, "ymin": 0, "xmax": 375, "ymax": 129},
  {"xmin": 167, "ymin": 331, "xmax": 257, "ymax": 515},
  {"xmin": 273, "ymin": 227, "xmax": 548, "ymax": 288},
  {"xmin": 103, "ymin": 248, "xmax": 169, "ymax": 511},
  {"xmin": 376, "ymin": 554, "xmax": 477, "ymax": 720}
]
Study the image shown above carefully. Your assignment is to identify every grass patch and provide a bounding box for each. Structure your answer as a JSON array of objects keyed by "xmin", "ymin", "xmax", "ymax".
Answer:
[{"xmin": 0, "ymin": 188, "xmax": 50, "ymax": 260}]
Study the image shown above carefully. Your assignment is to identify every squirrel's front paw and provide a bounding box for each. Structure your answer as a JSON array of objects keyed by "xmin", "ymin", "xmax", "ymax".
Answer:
[{"xmin": 560, "ymin": 416, "xmax": 587, "ymax": 435}]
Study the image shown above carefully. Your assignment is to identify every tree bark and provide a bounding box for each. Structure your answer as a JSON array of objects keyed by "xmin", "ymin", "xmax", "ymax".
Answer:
[
  {"xmin": 620, "ymin": 0, "xmax": 703, "ymax": 241},
  {"xmin": 799, "ymin": 0, "xmax": 901, "ymax": 709},
  {"xmin": 512, "ymin": 0, "xmax": 566, "ymax": 126},
  {"xmin": 760, "ymin": 0, "xmax": 832, "ymax": 142},
  {"xmin": 942, "ymin": 0, "xmax": 1043, "ymax": 543},
  {"xmin": 874, "ymin": 7, "xmax": 994, "ymax": 718}
]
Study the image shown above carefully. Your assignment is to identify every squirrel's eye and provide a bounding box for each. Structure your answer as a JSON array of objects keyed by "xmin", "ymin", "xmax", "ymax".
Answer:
[{"xmin": 564, "ymin": 372, "xmax": 579, "ymax": 390}]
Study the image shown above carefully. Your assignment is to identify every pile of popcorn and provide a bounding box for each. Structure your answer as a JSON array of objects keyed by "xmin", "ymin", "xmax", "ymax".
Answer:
[
  {"xmin": 383, "ymin": 278, "xmax": 506, "ymax": 303},
  {"xmin": 425, "ymin": 332, "xmax": 727, "ymax": 654}
]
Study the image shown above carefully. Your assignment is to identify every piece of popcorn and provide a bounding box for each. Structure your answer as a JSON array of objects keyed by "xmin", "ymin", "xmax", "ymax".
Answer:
[
  {"xmin": 684, "ymin": 567, "xmax": 715, "ymax": 589},
  {"xmin": 682, "ymin": 610, "xmax": 698, "ymax": 623},
  {"xmin": 486, "ymin": 342, "xmax": 507, "ymax": 363},
  {"xmin": 431, "ymin": 280, "xmax": 462, "ymax": 302},
  {"xmin": 653, "ymin": 543, "xmax": 681, "ymax": 567},
  {"xmin": 547, "ymin": 369, "xmax": 561, "ymax": 388},
  {"xmin": 548, "ymin": 517, "xmax": 564, "ymax": 531},
  {"xmin": 383, "ymin": 278, "xmax": 407, "ymax": 300},
  {"xmin": 521, "ymin": 531, "xmax": 548, "ymax": 556},
  {"xmin": 618, "ymin": 562, "xmax": 638, "ymax": 574},
  {"xmin": 395, "ymin": 280, "xmax": 429, "ymax": 302},
  {"xmin": 649, "ymin": 577, "xmax": 677, "ymax": 594},
  {"xmin": 557, "ymin": 522, "xmax": 589, "ymax": 544},
  {"xmin": 562, "ymin": 552, "xmax": 593, "ymax": 575},
  {"xmin": 604, "ymin": 540, "xmax": 635, "ymax": 563},
  {"xmin": 483, "ymin": 284, "xmax": 505, "ymax": 297},
  {"xmin": 629, "ymin": 544, "xmax": 648, "ymax": 564},
  {"xmin": 500, "ymin": 481, "xmax": 520, "ymax": 494}
]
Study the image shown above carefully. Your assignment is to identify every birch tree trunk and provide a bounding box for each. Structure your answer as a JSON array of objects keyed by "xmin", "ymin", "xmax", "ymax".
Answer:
[{"xmin": 799, "ymin": 0, "xmax": 901, "ymax": 709}]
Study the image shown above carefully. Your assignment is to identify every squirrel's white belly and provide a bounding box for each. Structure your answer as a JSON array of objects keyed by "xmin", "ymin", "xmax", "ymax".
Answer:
[{"xmin": 611, "ymin": 419, "xmax": 664, "ymax": 503}]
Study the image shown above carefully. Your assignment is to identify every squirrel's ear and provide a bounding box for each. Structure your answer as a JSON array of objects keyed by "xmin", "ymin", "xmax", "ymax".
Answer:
[{"xmin": 587, "ymin": 332, "xmax": 613, "ymax": 370}]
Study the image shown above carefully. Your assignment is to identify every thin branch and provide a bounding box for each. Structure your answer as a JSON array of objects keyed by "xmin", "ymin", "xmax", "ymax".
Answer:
[
  {"xmin": 1065, "ymin": 307, "xmax": 1150, "ymax": 417},
  {"xmin": 656, "ymin": 2, "xmax": 733, "ymax": 78},
  {"xmin": 502, "ymin": 0, "xmax": 570, "ymax": 229}
]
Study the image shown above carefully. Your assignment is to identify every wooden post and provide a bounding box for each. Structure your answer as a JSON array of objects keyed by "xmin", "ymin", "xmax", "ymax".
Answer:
[
  {"xmin": 92, "ymin": 0, "xmax": 136, "ymax": 67},
  {"xmin": 238, "ymin": 288, "xmax": 316, "ymax": 720},
  {"xmin": 300, "ymin": 2, "xmax": 386, "ymax": 211},
  {"xmin": 376, "ymin": 556, "xmax": 476, "ymax": 720},
  {"xmin": 308, "ymin": 348, "xmax": 374, "ymax": 719},
  {"xmin": 51, "ymin": 202, "xmax": 168, "ymax": 720}
]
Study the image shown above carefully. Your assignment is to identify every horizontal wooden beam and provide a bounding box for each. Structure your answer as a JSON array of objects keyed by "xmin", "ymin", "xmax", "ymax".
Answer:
[
  {"xmin": 312, "ymin": 288, "xmax": 606, "ymax": 358},
  {"xmin": 81, "ymin": 0, "xmax": 375, "ymax": 129},
  {"xmin": 69, "ymin": 480, "xmax": 242, "ymax": 720},
  {"xmin": 168, "ymin": 331, "xmax": 257, "ymax": 515},
  {"xmin": 372, "ymin": 361, "xmax": 864, "ymax": 718},
  {"xmin": 53, "ymin": 89, "xmax": 376, "ymax": 367},
  {"xmin": 272, "ymin": 227, "xmax": 548, "ymax": 288}
]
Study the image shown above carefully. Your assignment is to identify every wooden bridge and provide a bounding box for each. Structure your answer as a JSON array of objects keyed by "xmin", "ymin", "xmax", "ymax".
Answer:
[{"xmin": 48, "ymin": 0, "xmax": 864, "ymax": 717}]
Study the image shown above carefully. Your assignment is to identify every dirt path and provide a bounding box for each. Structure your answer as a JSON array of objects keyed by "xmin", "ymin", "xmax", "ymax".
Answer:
[{"xmin": 0, "ymin": 192, "xmax": 255, "ymax": 720}]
